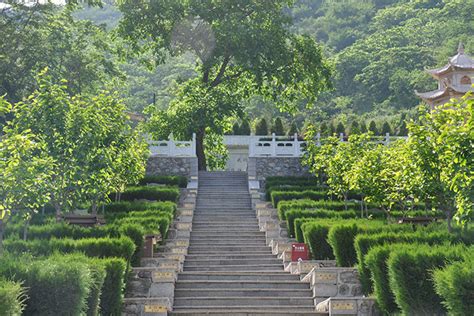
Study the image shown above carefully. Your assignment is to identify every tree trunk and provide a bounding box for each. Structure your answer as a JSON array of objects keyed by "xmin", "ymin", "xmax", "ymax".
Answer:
[
  {"xmin": 0, "ymin": 219, "xmax": 4, "ymax": 256},
  {"xmin": 55, "ymin": 204, "xmax": 62, "ymax": 223},
  {"xmin": 196, "ymin": 129, "xmax": 207, "ymax": 171},
  {"xmin": 23, "ymin": 219, "xmax": 30, "ymax": 241},
  {"xmin": 446, "ymin": 209, "xmax": 453, "ymax": 233}
]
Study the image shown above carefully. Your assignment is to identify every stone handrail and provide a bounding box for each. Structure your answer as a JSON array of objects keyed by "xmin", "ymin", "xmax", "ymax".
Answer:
[{"xmin": 149, "ymin": 133, "xmax": 196, "ymax": 157}]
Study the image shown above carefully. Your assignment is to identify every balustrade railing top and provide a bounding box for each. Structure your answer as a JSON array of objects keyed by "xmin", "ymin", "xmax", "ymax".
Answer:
[{"xmin": 147, "ymin": 133, "xmax": 407, "ymax": 158}]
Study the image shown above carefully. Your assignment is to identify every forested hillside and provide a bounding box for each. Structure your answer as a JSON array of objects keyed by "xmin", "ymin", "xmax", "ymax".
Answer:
[{"xmin": 3, "ymin": 0, "xmax": 473, "ymax": 131}]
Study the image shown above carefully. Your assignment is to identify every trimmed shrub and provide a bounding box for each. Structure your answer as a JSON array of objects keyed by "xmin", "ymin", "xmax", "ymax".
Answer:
[
  {"xmin": 104, "ymin": 201, "xmax": 176, "ymax": 216},
  {"xmin": 388, "ymin": 244, "xmax": 466, "ymax": 315},
  {"xmin": 286, "ymin": 209, "xmax": 357, "ymax": 238},
  {"xmin": 120, "ymin": 186, "xmax": 179, "ymax": 202},
  {"xmin": 301, "ymin": 220, "xmax": 335, "ymax": 260},
  {"xmin": 99, "ymin": 258, "xmax": 127, "ymax": 316},
  {"xmin": 365, "ymin": 244, "xmax": 415, "ymax": 315},
  {"xmin": 433, "ymin": 251, "xmax": 474, "ymax": 316},
  {"xmin": 264, "ymin": 176, "xmax": 317, "ymax": 190},
  {"xmin": 0, "ymin": 279, "xmax": 26, "ymax": 315},
  {"xmin": 271, "ymin": 190, "xmax": 328, "ymax": 208},
  {"xmin": 138, "ymin": 175, "xmax": 187, "ymax": 188},
  {"xmin": 328, "ymin": 223, "xmax": 412, "ymax": 267},
  {"xmin": 278, "ymin": 199, "xmax": 362, "ymax": 220},
  {"xmin": 115, "ymin": 216, "xmax": 171, "ymax": 239},
  {"xmin": 266, "ymin": 185, "xmax": 326, "ymax": 201},
  {"xmin": 113, "ymin": 224, "xmax": 146, "ymax": 266},
  {"xmin": 4, "ymin": 237, "xmax": 135, "ymax": 263},
  {"xmin": 354, "ymin": 231, "xmax": 456, "ymax": 294}
]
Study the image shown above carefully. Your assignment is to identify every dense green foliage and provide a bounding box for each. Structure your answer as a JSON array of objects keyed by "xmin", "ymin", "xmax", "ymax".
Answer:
[
  {"xmin": 387, "ymin": 244, "xmax": 468, "ymax": 315},
  {"xmin": 271, "ymin": 190, "xmax": 328, "ymax": 208},
  {"xmin": 0, "ymin": 279, "xmax": 26, "ymax": 315},
  {"xmin": 433, "ymin": 251, "xmax": 474, "ymax": 315},
  {"xmin": 139, "ymin": 175, "xmax": 188, "ymax": 188},
  {"xmin": 120, "ymin": 186, "xmax": 180, "ymax": 203}
]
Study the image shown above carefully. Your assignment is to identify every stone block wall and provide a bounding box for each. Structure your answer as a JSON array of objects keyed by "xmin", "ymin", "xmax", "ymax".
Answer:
[
  {"xmin": 146, "ymin": 157, "xmax": 198, "ymax": 179},
  {"xmin": 248, "ymin": 157, "xmax": 310, "ymax": 181}
]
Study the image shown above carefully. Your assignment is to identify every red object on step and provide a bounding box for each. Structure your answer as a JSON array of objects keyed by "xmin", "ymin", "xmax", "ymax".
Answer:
[{"xmin": 291, "ymin": 243, "xmax": 309, "ymax": 262}]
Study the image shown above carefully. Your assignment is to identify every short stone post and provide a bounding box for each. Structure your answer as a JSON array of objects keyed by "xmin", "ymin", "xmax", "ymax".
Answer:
[
  {"xmin": 271, "ymin": 133, "xmax": 276, "ymax": 156},
  {"xmin": 293, "ymin": 133, "xmax": 299, "ymax": 156},
  {"xmin": 384, "ymin": 132, "xmax": 390, "ymax": 146},
  {"xmin": 316, "ymin": 132, "xmax": 321, "ymax": 147}
]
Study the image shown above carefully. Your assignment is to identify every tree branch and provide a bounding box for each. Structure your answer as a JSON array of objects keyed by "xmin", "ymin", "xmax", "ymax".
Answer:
[{"xmin": 209, "ymin": 55, "xmax": 231, "ymax": 88}]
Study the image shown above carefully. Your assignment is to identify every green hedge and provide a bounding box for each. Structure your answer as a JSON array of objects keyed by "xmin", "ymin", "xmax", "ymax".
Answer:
[
  {"xmin": 355, "ymin": 231, "xmax": 456, "ymax": 294},
  {"xmin": 139, "ymin": 175, "xmax": 188, "ymax": 188},
  {"xmin": 104, "ymin": 201, "xmax": 176, "ymax": 216},
  {"xmin": 266, "ymin": 185, "xmax": 326, "ymax": 201},
  {"xmin": 4, "ymin": 237, "xmax": 135, "ymax": 264},
  {"xmin": 264, "ymin": 176, "xmax": 317, "ymax": 190},
  {"xmin": 433, "ymin": 250, "xmax": 474, "ymax": 316},
  {"xmin": 0, "ymin": 253, "xmax": 126, "ymax": 316},
  {"xmin": 301, "ymin": 220, "xmax": 336, "ymax": 260},
  {"xmin": 286, "ymin": 209, "xmax": 357, "ymax": 238},
  {"xmin": 388, "ymin": 244, "xmax": 467, "ymax": 315},
  {"xmin": 271, "ymin": 190, "xmax": 328, "ymax": 208},
  {"xmin": 278, "ymin": 199, "xmax": 362, "ymax": 220},
  {"xmin": 328, "ymin": 222, "xmax": 413, "ymax": 267},
  {"xmin": 0, "ymin": 279, "xmax": 25, "ymax": 315},
  {"xmin": 365, "ymin": 244, "xmax": 414, "ymax": 315},
  {"xmin": 0, "ymin": 253, "xmax": 92, "ymax": 316},
  {"xmin": 120, "ymin": 186, "xmax": 179, "ymax": 202},
  {"xmin": 115, "ymin": 216, "xmax": 171, "ymax": 239}
]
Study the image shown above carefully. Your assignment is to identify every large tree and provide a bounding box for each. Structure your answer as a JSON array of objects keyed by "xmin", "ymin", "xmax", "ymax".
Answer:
[{"xmin": 118, "ymin": 0, "xmax": 332, "ymax": 170}]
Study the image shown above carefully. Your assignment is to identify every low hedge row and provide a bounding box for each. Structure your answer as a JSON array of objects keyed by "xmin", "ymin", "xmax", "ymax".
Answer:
[
  {"xmin": 4, "ymin": 236, "xmax": 135, "ymax": 264},
  {"xmin": 139, "ymin": 175, "xmax": 188, "ymax": 188},
  {"xmin": 387, "ymin": 244, "xmax": 468, "ymax": 315},
  {"xmin": 104, "ymin": 201, "xmax": 177, "ymax": 216},
  {"xmin": 264, "ymin": 176, "xmax": 317, "ymax": 190},
  {"xmin": 0, "ymin": 253, "xmax": 126, "ymax": 316},
  {"xmin": 120, "ymin": 186, "xmax": 179, "ymax": 202},
  {"xmin": 271, "ymin": 190, "xmax": 329, "ymax": 208},
  {"xmin": 5, "ymin": 223, "xmax": 146, "ymax": 267},
  {"xmin": 265, "ymin": 185, "xmax": 326, "ymax": 201},
  {"xmin": 114, "ymin": 216, "xmax": 171, "ymax": 240},
  {"xmin": 0, "ymin": 278, "xmax": 25, "ymax": 315},
  {"xmin": 286, "ymin": 209, "xmax": 357, "ymax": 238},
  {"xmin": 354, "ymin": 231, "xmax": 456, "ymax": 294},
  {"xmin": 327, "ymin": 223, "xmax": 413, "ymax": 267},
  {"xmin": 300, "ymin": 219, "xmax": 339, "ymax": 260},
  {"xmin": 278, "ymin": 200, "xmax": 362, "ymax": 220},
  {"xmin": 433, "ymin": 250, "xmax": 474, "ymax": 315}
]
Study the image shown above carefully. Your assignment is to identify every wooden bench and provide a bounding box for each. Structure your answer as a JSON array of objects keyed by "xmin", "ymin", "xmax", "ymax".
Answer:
[
  {"xmin": 398, "ymin": 216, "xmax": 438, "ymax": 226},
  {"xmin": 62, "ymin": 214, "xmax": 106, "ymax": 227}
]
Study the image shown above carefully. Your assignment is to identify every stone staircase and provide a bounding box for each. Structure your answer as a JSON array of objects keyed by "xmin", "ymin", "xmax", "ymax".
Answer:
[{"xmin": 171, "ymin": 171, "xmax": 318, "ymax": 315}]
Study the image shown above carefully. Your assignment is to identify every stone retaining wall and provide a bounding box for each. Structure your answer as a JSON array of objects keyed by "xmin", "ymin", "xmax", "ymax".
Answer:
[
  {"xmin": 146, "ymin": 157, "xmax": 198, "ymax": 179},
  {"xmin": 248, "ymin": 157, "xmax": 310, "ymax": 181}
]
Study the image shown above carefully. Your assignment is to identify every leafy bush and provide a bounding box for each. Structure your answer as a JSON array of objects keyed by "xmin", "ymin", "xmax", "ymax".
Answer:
[
  {"xmin": 0, "ymin": 279, "xmax": 26, "ymax": 315},
  {"xmin": 388, "ymin": 244, "xmax": 466, "ymax": 315},
  {"xmin": 433, "ymin": 251, "xmax": 474, "ymax": 316},
  {"xmin": 138, "ymin": 175, "xmax": 187, "ymax": 188},
  {"xmin": 265, "ymin": 176, "xmax": 317, "ymax": 190},
  {"xmin": 328, "ymin": 222, "xmax": 412, "ymax": 267},
  {"xmin": 4, "ymin": 237, "xmax": 135, "ymax": 263},
  {"xmin": 271, "ymin": 190, "xmax": 328, "ymax": 207},
  {"xmin": 120, "ymin": 186, "xmax": 179, "ymax": 202},
  {"xmin": 355, "ymin": 231, "xmax": 456, "ymax": 293},
  {"xmin": 286, "ymin": 209, "xmax": 357, "ymax": 238},
  {"xmin": 278, "ymin": 199, "xmax": 362, "ymax": 220}
]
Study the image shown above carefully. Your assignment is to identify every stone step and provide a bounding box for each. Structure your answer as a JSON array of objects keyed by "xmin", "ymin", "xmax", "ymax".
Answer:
[
  {"xmin": 178, "ymin": 272, "xmax": 300, "ymax": 281},
  {"xmin": 173, "ymin": 297, "xmax": 314, "ymax": 307},
  {"xmin": 183, "ymin": 258, "xmax": 281, "ymax": 266},
  {"xmin": 170, "ymin": 308, "xmax": 321, "ymax": 315},
  {"xmin": 187, "ymin": 246, "xmax": 270, "ymax": 253},
  {"xmin": 190, "ymin": 228, "xmax": 261, "ymax": 233},
  {"xmin": 187, "ymin": 241, "xmax": 267, "ymax": 247},
  {"xmin": 175, "ymin": 280, "xmax": 310, "ymax": 290},
  {"xmin": 189, "ymin": 237, "xmax": 266, "ymax": 242},
  {"xmin": 185, "ymin": 253, "xmax": 275, "ymax": 260},
  {"xmin": 174, "ymin": 289, "xmax": 312, "ymax": 298},
  {"xmin": 190, "ymin": 232, "xmax": 264, "ymax": 237},
  {"xmin": 183, "ymin": 264, "xmax": 284, "ymax": 272}
]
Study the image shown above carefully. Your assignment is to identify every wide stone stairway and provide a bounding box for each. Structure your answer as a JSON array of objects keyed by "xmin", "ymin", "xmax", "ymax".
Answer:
[{"xmin": 171, "ymin": 171, "xmax": 316, "ymax": 315}]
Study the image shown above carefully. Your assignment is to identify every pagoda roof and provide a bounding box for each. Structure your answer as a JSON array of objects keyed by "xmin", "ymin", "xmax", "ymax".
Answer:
[
  {"xmin": 427, "ymin": 43, "xmax": 474, "ymax": 77},
  {"xmin": 415, "ymin": 85, "xmax": 471, "ymax": 101}
]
